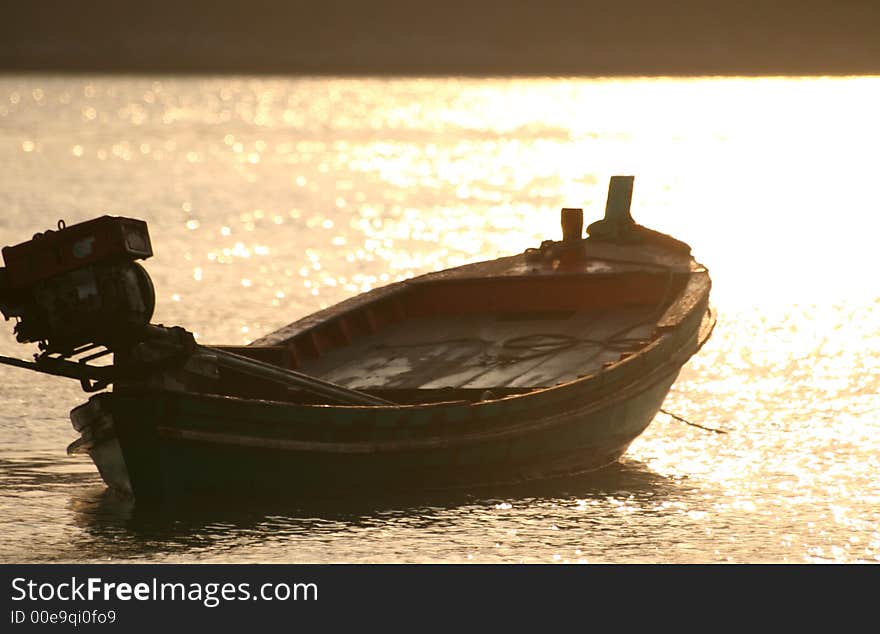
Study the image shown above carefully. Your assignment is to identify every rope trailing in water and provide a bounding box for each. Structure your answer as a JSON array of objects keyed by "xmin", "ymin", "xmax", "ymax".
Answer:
[{"xmin": 659, "ymin": 408, "xmax": 728, "ymax": 434}]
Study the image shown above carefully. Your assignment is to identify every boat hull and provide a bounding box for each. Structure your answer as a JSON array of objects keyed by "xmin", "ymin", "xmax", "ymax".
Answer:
[
  {"xmin": 72, "ymin": 243, "xmax": 715, "ymax": 502},
  {"xmin": 83, "ymin": 361, "xmax": 683, "ymax": 501}
]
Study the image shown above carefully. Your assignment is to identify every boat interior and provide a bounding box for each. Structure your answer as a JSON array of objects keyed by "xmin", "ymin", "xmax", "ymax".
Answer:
[{"xmin": 213, "ymin": 271, "xmax": 686, "ymax": 405}]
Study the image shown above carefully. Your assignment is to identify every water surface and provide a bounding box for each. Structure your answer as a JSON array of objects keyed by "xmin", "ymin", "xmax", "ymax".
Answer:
[{"xmin": 0, "ymin": 75, "xmax": 877, "ymax": 563}]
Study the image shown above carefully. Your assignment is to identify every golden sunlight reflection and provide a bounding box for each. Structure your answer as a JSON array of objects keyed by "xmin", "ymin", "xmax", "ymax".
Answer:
[{"xmin": 2, "ymin": 75, "xmax": 879, "ymax": 561}]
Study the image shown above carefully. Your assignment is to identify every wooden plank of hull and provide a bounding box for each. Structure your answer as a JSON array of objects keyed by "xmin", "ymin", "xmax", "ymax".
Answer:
[{"xmin": 104, "ymin": 366, "xmax": 681, "ymax": 500}]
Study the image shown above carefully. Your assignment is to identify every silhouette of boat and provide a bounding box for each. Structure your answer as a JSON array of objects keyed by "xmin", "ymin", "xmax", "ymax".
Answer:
[{"xmin": 1, "ymin": 176, "xmax": 714, "ymax": 500}]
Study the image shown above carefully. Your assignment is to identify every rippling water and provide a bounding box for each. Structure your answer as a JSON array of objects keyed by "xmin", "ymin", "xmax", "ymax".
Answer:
[{"xmin": 1, "ymin": 75, "xmax": 878, "ymax": 563}]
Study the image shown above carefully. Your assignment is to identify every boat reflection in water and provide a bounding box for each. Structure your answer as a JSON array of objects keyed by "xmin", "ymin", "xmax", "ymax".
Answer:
[{"xmin": 67, "ymin": 457, "xmax": 690, "ymax": 561}]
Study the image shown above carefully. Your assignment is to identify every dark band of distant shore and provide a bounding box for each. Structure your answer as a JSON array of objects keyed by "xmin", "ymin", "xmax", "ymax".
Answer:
[{"xmin": 4, "ymin": 1, "xmax": 880, "ymax": 76}]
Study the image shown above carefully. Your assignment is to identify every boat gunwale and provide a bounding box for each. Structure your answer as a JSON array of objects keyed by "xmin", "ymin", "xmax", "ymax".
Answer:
[{"xmin": 250, "ymin": 242, "xmax": 703, "ymax": 348}]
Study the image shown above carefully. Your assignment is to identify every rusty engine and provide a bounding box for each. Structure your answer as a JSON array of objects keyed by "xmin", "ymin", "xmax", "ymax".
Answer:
[{"xmin": 0, "ymin": 216, "xmax": 155, "ymax": 355}]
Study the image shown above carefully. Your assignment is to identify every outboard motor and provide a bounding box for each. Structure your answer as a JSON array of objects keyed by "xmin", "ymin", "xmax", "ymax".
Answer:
[
  {"xmin": 0, "ymin": 214, "xmax": 387, "ymax": 404},
  {"xmin": 0, "ymin": 216, "xmax": 155, "ymax": 355}
]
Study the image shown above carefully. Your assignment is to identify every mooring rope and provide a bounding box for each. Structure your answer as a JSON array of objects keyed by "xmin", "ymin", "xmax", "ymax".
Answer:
[{"xmin": 659, "ymin": 408, "xmax": 728, "ymax": 434}]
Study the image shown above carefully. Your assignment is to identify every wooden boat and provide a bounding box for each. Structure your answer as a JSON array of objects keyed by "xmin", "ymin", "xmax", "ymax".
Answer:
[{"xmin": 1, "ymin": 176, "xmax": 714, "ymax": 501}]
